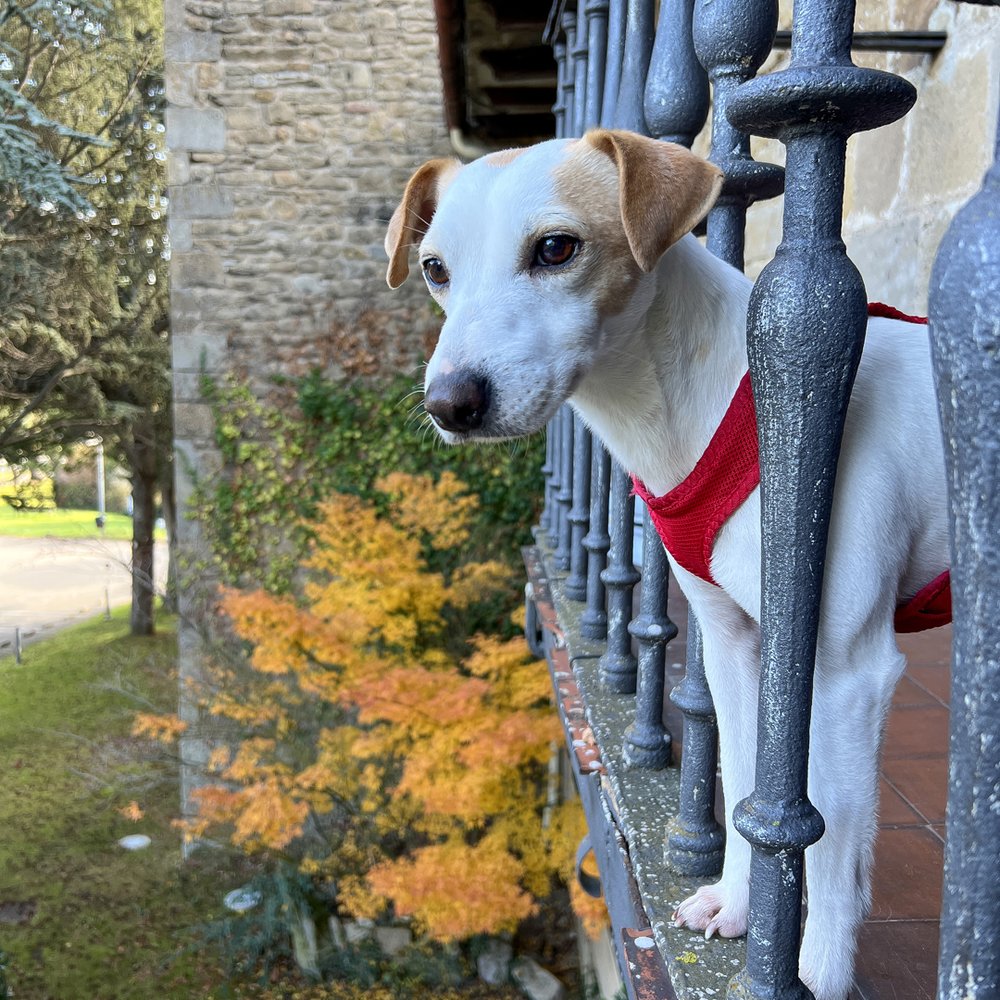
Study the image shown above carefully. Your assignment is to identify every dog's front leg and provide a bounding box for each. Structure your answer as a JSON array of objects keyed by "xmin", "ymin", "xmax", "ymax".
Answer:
[
  {"xmin": 673, "ymin": 590, "xmax": 760, "ymax": 939},
  {"xmin": 798, "ymin": 631, "xmax": 906, "ymax": 1000}
]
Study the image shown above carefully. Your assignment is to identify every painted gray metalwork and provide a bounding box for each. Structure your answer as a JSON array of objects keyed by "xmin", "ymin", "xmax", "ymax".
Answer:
[
  {"xmin": 584, "ymin": 0, "xmax": 609, "ymax": 129},
  {"xmin": 601, "ymin": 0, "xmax": 627, "ymax": 128},
  {"xmin": 624, "ymin": 510, "xmax": 676, "ymax": 769},
  {"xmin": 566, "ymin": 414, "xmax": 592, "ymax": 600},
  {"xmin": 554, "ymin": 408, "xmax": 574, "ymax": 571},
  {"xmin": 552, "ymin": 36, "xmax": 568, "ymax": 139},
  {"xmin": 930, "ymin": 94, "xmax": 1000, "ymax": 1000},
  {"xmin": 546, "ymin": 418, "xmax": 562, "ymax": 549},
  {"xmin": 726, "ymin": 2, "xmax": 916, "ymax": 996},
  {"xmin": 581, "ymin": 447, "xmax": 611, "ymax": 640},
  {"xmin": 573, "ymin": 1, "xmax": 589, "ymax": 138},
  {"xmin": 599, "ymin": 464, "xmax": 639, "ymax": 693},
  {"xmin": 612, "ymin": 0, "xmax": 653, "ymax": 133},
  {"xmin": 561, "ymin": 8, "xmax": 578, "ymax": 136},
  {"xmin": 538, "ymin": 423, "xmax": 555, "ymax": 539},
  {"xmin": 693, "ymin": 0, "xmax": 782, "ymax": 265},
  {"xmin": 666, "ymin": 622, "xmax": 726, "ymax": 875},
  {"xmin": 641, "ymin": 0, "xmax": 727, "ymax": 864},
  {"xmin": 644, "ymin": 0, "xmax": 708, "ymax": 146}
]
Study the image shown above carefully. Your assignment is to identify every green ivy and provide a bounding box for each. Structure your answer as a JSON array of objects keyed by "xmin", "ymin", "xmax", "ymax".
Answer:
[{"xmin": 190, "ymin": 372, "xmax": 545, "ymax": 594}]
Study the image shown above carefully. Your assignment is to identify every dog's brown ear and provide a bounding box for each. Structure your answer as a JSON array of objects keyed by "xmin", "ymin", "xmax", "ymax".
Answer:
[
  {"xmin": 585, "ymin": 129, "xmax": 723, "ymax": 272},
  {"xmin": 385, "ymin": 158, "xmax": 461, "ymax": 289}
]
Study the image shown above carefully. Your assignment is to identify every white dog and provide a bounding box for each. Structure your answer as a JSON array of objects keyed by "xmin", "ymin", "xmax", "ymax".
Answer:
[{"xmin": 385, "ymin": 129, "xmax": 950, "ymax": 1000}]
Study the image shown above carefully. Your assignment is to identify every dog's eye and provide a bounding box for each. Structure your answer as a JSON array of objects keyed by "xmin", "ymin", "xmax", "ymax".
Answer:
[
  {"xmin": 422, "ymin": 257, "xmax": 449, "ymax": 287},
  {"xmin": 534, "ymin": 235, "xmax": 579, "ymax": 268}
]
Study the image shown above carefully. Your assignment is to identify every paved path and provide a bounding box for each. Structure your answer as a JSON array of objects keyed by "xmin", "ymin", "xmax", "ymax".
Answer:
[{"xmin": 0, "ymin": 536, "xmax": 168, "ymax": 656}]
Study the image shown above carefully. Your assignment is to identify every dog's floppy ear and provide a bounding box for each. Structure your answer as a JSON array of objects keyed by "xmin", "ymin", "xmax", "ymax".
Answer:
[
  {"xmin": 585, "ymin": 129, "xmax": 723, "ymax": 272},
  {"xmin": 385, "ymin": 158, "xmax": 460, "ymax": 289}
]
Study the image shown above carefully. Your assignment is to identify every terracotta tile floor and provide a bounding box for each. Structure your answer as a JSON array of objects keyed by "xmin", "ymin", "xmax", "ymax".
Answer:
[
  {"xmin": 661, "ymin": 581, "xmax": 950, "ymax": 999},
  {"xmin": 854, "ymin": 625, "xmax": 950, "ymax": 1000}
]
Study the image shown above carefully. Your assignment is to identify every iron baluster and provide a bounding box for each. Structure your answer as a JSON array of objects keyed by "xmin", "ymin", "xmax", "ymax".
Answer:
[
  {"xmin": 552, "ymin": 34, "xmax": 568, "ymax": 140},
  {"xmin": 930, "ymin": 90, "xmax": 1000, "ymax": 1000},
  {"xmin": 599, "ymin": 463, "xmax": 639, "ymax": 692},
  {"xmin": 573, "ymin": 1, "xmax": 589, "ymax": 138},
  {"xmin": 601, "ymin": 0, "xmax": 627, "ymax": 128},
  {"xmin": 584, "ymin": 0, "xmax": 609, "ymax": 130},
  {"xmin": 642, "ymin": 0, "xmax": 730, "ymax": 849},
  {"xmin": 562, "ymin": 8, "xmax": 578, "ymax": 143},
  {"xmin": 666, "ymin": 623, "xmax": 725, "ymax": 873},
  {"xmin": 624, "ymin": 509, "xmax": 677, "ymax": 768},
  {"xmin": 555, "ymin": 405, "xmax": 575, "ymax": 571},
  {"xmin": 581, "ymin": 447, "xmax": 611, "ymax": 640},
  {"xmin": 693, "ymin": 0, "xmax": 783, "ymax": 266},
  {"xmin": 726, "ymin": 1, "xmax": 916, "ymax": 996},
  {"xmin": 613, "ymin": 0, "xmax": 654, "ymax": 133},
  {"xmin": 565, "ymin": 414, "xmax": 592, "ymax": 600},
  {"xmin": 644, "ymin": 0, "xmax": 709, "ymax": 146}
]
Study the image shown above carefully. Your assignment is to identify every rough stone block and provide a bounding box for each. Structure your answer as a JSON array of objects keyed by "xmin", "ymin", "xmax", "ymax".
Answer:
[
  {"xmin": 168, "ymin": 217, "xmax": 193, "ymax": 252},
  {"xmin": 477, "ymin": 939, "xmax": 513, "ymax": 986},
  {"xmin": 165, "ymin": 29, "xmax": 222, "ymax": 62},
  {"xmin": 173, "ymin": 401, "xmax": 217, "ymax": 443},
  {"xmin": 510, "ymin": 956, "xmax": 565, "ymax": 1000},
  {"xmin": 373, "ymin": 926, "xmax": 412, "ymax": 957},
  {"xmin": 166, "ymin": 106, "xmax": 227, "ymax": 152},
  {"xmin": 170, "ymin": 183, "xmax": 235, "ymax": 219}
]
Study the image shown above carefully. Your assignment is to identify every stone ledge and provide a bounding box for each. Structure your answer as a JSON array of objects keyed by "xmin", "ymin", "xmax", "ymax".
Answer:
[{"xmin": 525, "ymin": 545, "xmax": 745, "ymax": 999}]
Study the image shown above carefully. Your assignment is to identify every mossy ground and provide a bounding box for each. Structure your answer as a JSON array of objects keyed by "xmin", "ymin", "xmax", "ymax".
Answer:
[
  {"xmin": 0, "ymin": 613, "xmax": 525, "ymax": 1000},
  {"xmin": 0, "ymin": 611, "xmax": 236, "ymax": 999}
]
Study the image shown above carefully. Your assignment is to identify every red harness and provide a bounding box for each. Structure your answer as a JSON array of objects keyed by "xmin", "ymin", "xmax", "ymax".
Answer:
[{"xmin": 632, "ymin": 304, "xmax": 951, "ymax": 633}]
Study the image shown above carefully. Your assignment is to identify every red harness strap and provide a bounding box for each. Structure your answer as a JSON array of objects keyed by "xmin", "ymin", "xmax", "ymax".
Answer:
[{"xmin": 632, "ymin": 304, "xmax": 951, "ymax": 633}]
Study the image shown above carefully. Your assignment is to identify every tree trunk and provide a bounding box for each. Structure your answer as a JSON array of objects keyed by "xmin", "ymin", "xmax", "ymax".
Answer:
[
  {"xmin": 129, "ymin": 421, "xmax": 158, "ymax": 636},
  {"xmin": 160, "ymin": 464, "xmax": 178, "ymax": 614}
]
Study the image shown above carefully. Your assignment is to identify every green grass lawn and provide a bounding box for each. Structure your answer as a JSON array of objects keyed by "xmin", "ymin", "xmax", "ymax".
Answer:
[
  {"xmin": 0, "ymin": 611, "xmax": 241, "ymax": 999},
  {"xmin": 0, "ymin": 505, "xmax": 165, "ymax": 541}
]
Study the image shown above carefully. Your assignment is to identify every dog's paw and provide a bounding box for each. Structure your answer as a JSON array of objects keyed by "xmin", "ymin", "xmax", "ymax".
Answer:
[
  {"xmin": 672, "ymin": 883, "xmax": 748, "ymax": 940},
  {"xmin": 799, "ymin": 962, "xmax": 852, "ymax": 1000}
]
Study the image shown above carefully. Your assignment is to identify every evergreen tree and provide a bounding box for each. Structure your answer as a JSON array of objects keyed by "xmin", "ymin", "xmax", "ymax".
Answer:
[{"xmin": 0, "ymin": 0, "xmax": 170, "ymax": 634}]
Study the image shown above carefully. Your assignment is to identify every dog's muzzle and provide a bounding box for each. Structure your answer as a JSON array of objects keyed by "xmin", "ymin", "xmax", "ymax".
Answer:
[{"xmin": 424, "ymin": 371, "xmax": 491, "ymax": 433}]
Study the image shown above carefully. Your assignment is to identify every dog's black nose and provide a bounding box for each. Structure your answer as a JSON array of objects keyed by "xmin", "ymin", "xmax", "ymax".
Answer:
[{"xmin": 424, "ymin": 372, "xmax": 491, "ymax": 433}]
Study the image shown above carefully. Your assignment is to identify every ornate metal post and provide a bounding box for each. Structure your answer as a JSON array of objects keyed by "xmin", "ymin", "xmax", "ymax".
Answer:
[
  {"xmin": 555, "ymin": 405, "xmax": 574, "ymax": 571},
  {"xmin": 581, "ymin": 448, "xmax": 611, "ymax": 639},
  {"xmin": 562, "ymin": 8, "xmax": 578, "ymax": 141},
  {"xmin": 599, "ymin": 464, "xmax": 639, "ymax": 692},
  {"xmin": 667, "ymin": 0, "xmax": 783, "ymax": 879},
  {"xmin": 612, "ymin": 0, "xmax": 654, "ymax": 133},
  {"xmin": 666, "ymin": 624, "xmax": 725, "ymax": 873},
  {"xmin": 544, "ymin": 26, "xmax": 571, "ymax": 548},
  {"xmin": 552, "ymin": 34, "xmax": 568, "ymax": 141},
  {"xmin": 624, "ymin": 513, "xmax": 677, "ymax": 768},
  {"xmin": 930, "ymin": 93, "xmax": 1000, "ymax": 1000},
  {"xmin": 644, "ymin": 0, "xmax": 708, "ymax": 146},
  {"xmin": 565, "ymin": 416, "xmax": 592, "ymax": 599},
  {"xmin": 573, "ymin": 1, "xmax": 589, "ymax": 138},
  {"xmin": 584, "ymin": 0, "xmax": 609, "ymax": 129},
  {"xmin": 725, "ymin": 2, "xmax": 915, "ymax": 996},
  {"xmin": 601, "ymin": 0, "xmax": 627, "ymax": 128},
  {"xmin": 575, "ymin": 0, "xmax": 612, "ymax": 629}
]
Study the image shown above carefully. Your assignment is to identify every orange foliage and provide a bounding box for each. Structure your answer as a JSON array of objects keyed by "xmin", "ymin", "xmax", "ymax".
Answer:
[
  {"xmin": 366, "ymin": 838, "xmax": 537, "ymax": 941},
  {"xmin": 149, "ymin": 472, "xmax": 568, "ymax": 943},
  {"xmin": 132, "ymin": 712, "xmax": 187, "ymax": 743}
]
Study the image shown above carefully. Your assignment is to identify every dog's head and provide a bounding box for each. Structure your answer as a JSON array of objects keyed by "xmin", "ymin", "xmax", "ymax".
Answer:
[{"xmin": 385, "ymin": 129, "xmax": 722, "ymax": 442}]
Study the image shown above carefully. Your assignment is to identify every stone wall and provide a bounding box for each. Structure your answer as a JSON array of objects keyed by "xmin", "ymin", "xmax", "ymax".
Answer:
[
  {"xmin": 167, "ymin": 0, "xmax": 452, "ymax": 519},
  {"xmin": 741, "ymin": 0, "xmax": 1000, "ymax": 310},
  {"xmin": 165, "ymin": 0, "xmax": 452, "ymax": 822}
]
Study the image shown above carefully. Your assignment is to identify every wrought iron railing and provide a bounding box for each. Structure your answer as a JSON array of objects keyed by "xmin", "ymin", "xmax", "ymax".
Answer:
[{"xmin": 527, "ymin": 1, "xmax": 1000, "ymax": 998}]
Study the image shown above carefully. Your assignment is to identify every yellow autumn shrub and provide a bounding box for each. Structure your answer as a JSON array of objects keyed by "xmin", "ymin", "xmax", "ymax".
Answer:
[{"xmin": 145, "ymin": 472, "xmax": 576, "ymax": 943}]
